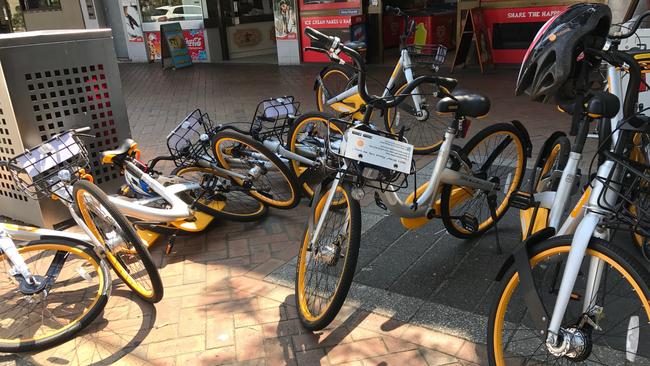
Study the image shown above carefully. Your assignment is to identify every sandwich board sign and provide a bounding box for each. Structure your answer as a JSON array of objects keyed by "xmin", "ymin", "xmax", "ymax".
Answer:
[{"xmin": 160, "ymin": 22, "xmax": 193, "ymax": 69}]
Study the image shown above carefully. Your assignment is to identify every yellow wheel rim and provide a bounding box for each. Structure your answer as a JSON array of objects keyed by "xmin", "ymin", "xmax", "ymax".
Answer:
[
  {"xmin": 297, "ymin": 186, "xmax": 350, "ymax": 322},
  {"xmin": 385, "ymin": 83, "xmax": 444, "ymax": 152},
  {"xmin": 492, "ymin": 245, "xmax": 650, "ymax": 365},
  {"xmin": 536, "ymin": 143, "xmax": 562, "ymax": 192},
  {"xmin": 76, "ymin": 188, "xmax": 154, "ymax": 299},
  {"xmin": 289, "ymin": 116, "xmax": 343, "ymax": 201},
  {"xmin": 452, "ymin": 130, "xmax": 525, "ymax": 234},
  {"xmin": 0, "ymin": 243, "xmax": 104, "ymax": 344},
  {"xmin": 214, "ymin": 137, "xmax": 296, "ymax": 208},
  {"xmin": 317, "ymin": 69, "xmax": 350, "ymax": 114}
]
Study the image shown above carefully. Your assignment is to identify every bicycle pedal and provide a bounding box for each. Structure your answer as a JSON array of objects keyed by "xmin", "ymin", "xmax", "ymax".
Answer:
[
  {"xmin": 508, "ymin": 191, "xmax": 536, "ymax": 210},
  {"xmin": 374, "ymin": 192, "xmax": 387, "ymax": 210},
  {"xmin": 460, "ymin": 213, "xmax": 479, "ymax": 233}
]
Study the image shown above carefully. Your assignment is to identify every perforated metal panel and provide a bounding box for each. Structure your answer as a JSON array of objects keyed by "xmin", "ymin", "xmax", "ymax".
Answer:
[{"xmin": 0, "ymin": 30, "xmax": 131, "ymax": 228}]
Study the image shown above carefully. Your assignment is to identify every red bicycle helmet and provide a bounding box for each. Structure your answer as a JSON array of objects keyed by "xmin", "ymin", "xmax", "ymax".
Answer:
[{"xmin": 516, "ymin": 3, "xmax": 612, "ymax": 103}]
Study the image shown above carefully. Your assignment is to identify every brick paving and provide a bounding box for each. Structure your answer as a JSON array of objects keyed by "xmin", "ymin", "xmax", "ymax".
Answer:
[{"xmin": 3, "ymin": 62, "xmax": 592, "ymax": 365}]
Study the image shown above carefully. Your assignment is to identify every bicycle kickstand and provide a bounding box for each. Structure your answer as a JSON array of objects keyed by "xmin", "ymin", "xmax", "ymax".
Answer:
[
  {"xmin": 166, "ymin": 230, "xmax": 179, "ymax": 255},
  {"xmin": 487, "ymin": 191, "xmax": 502, "ymax": 255}
]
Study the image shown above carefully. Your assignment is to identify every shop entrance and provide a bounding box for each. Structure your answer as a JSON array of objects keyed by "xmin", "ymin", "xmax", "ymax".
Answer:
[{"xmin": 216, "ymin": 0, "xmax": 278, "ymax": 63}]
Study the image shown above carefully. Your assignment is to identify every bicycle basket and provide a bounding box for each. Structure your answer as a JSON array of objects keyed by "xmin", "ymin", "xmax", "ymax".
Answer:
[
  {"xmin": 595, "ymin": 150, "xmax": 650, "ymax": 238},
  {"xmin": 324, "ymin": 119, "xmax": 414, "ymax": 192},
  {"xmin": 6, "ymin": 131, "xmax": 89, "ymax": 200},
  {"xmin": 249, "ymin": 96, "xmax": 299, "ymax": 145},
  {"xmin": 406, "ymin": 44, "xmax": 448, "ymax": 66},
  {"xmin": 167, "ymin": 109, "xmax": 214, "ymax": 166}
]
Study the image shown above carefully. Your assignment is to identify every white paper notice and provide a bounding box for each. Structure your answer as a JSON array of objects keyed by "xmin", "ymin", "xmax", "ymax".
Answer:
[{"xmin": 343, "ymin": 129, "xmax": 413, "ymax": 174}]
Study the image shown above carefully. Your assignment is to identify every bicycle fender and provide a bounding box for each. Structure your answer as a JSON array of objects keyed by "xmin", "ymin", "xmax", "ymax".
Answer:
[
  {"xmin": 510, "ymin": 120, "xmax": 533, "ymax": 158},
  {"xmin": 495, "ymin": 227, "xmax": 554, "ymax": 336},
  {"xmin": 538, "ymin": 131, "xmax": 568, "ymax": 162}
]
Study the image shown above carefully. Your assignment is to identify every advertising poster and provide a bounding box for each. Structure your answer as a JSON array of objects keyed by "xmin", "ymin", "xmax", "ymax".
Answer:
[
  {"xmin": 146, "ymin": 30, "xmax": 207, "ymax": 62},
  {"xmin": 300, "ymin": 16, "xmax": 352, "ymax": 62},
  {"xmin": 274, "ymin": 0, "xmax": 297, "ymax": 40},
  {"xmin": 121, "ymin": 0, "xmax": 144, "ymax": 42}
]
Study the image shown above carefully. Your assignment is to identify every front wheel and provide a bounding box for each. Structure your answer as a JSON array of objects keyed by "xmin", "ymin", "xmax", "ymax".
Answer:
[
  {"xmin": 488, "ymin": 236, "xmax": 650, "ymax": 365},
  {"xmin": 212, "ymin": 130, "xmax": 300, "ymax": 209},
  {"xmin": 73, "ymin": 180, "xmax": 164, "ymax": 303},
  {"xmin": 440, "ymin": 123, "xmax": 527, "ymax": 238},
  {"xmin": 295, "ymin": 183, "xmax": 361, "ymax": 331},
  {"xmin": 0, "ymin": 239, "xmax": 110, "ymax": 352}
]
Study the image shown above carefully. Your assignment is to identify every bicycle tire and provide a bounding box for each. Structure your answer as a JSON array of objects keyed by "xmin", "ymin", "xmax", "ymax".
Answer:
[
  {"xmin": 384, "ymin": 81, "xmax": 447, "ymax": 155},
  {"xmin": 0, "ymin": 239, "xmax": 110, "ymax": 352},
  {"xmin": 531, "ymin": 134, "xmax": 570, "ymax": 192},
  {"xmin": 73, "ymin": 180, "xmax": 164, "ymax": 303},
  {"xmin": 171, "ymin": 165, "xmax": 268, "ymax": 222},
  {"xmin": 316, "ymin": 65, "xmax": 356, "ymax": 115},
  {"xmin": 440, "ymin": 123, "xmax": 527, "ymax": 238},
  {"xmin": 212, "ymin": 130, "xmax": 301, "ymax": 209},
  {"xmin": 488, "ymin": 235, "xmax": 650, "ymax": 365},
  {"xmin": 295, "ymin": 183, "xmax": 361, "ymax": 331}
]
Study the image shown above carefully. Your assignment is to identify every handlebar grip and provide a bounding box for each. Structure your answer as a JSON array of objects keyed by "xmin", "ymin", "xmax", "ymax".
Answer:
[
  {"xmin": 305, "ymin": 27, "xmax": 335, "ymax": 49},
  {"xmin": 74, "ymin": 126, "xmax": 91, "ymax": 133},
  {"xmin": 385, "ymin": 5, "xmax": 402, "ymax": 15}
]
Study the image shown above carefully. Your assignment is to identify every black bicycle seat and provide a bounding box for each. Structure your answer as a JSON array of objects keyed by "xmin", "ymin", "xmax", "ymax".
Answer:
[
  {"xmin": 436, "ymin": 91, "xmax": 490, "ymax": 118},
  {"xmin": 558, "ymin": 91, "xmax": 620, "ymax": 119},
  {"xmin": 344, "ymin": 41, "xmax": 366, "ymax": 51}
]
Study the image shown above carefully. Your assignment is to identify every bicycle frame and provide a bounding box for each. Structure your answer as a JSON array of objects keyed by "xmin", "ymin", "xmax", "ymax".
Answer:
[
  {"xmin": 322, "ymin": 50, "xmax": 424, "ymax": 121},
  {"xmin": 308, "ymin": 121, "xmax": 498, "ymax": 247}
]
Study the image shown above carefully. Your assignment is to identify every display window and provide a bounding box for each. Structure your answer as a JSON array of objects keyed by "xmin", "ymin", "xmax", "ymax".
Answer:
[{"xmin": 139, "ymin": 0, "xmax": 204, "ymax": 24}]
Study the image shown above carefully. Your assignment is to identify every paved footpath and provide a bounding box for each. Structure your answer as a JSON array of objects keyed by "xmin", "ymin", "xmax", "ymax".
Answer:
[{"xmin": 3, "ymin": 62, "xmax": 586, "ymax": 365}]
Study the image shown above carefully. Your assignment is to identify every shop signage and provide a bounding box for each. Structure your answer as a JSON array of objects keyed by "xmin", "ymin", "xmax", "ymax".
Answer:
[
  {"xmin": 120, "ymin": 0, "xmax": 143, "ymax": 43},
  {"xmin": 146, "ymin": 30, "xmax": 207, "ymax": 62},
  {"xmin": 161, "ymin": 23, "xmax": 192, "ymax": 69}
]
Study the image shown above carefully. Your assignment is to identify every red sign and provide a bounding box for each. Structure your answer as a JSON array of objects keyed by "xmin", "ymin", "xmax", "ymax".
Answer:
[
  {"xmin": 299, "ymin": 0, "xmax": 360, "ymax": 11},
  {"xmin": 145, "ymin": 29, "xmax": 207, "ymax": 62},
  {"xmin": 482, "ymin": 6, "xmax": 567, "ymax": 63},
  {"xmin": 301, "ymin": 16, "xmax": 353, "ymax": 63}
]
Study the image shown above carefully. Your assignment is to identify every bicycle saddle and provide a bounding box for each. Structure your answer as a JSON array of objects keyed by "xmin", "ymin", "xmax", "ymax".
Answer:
[
  {"xmin": 436, "ymin": 91, "xmax": 490, "ymax": 118},
  {"xmin": 344, "ymin": 41, "xmax": 366, "ymax": 51},
  {"xmin": 101, "ymin": 139, "xmax": 137, "ymax": 164},
  {"xmin": 557, "ymin": 91, "xmax": 620, "ymax": 119}
]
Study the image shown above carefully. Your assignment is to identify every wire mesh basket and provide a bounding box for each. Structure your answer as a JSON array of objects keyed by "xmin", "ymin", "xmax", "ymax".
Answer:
[
  {"xmin": 249, "ymin": 96, "xmax": 299, "ymax": 145},
  {"xmin": 406, "ymin": 44, "xmax": 448, "ymax": 66},
  {"xmin": 6, "ymin": 131, "xmax": 90, "ymax": 200},
  {"xmin": 595, "ymin": 150, "xmax": 650, "ymax": 238},
  {"xmin": 167, "ymin": 109, "xmax": 214, "ymax": 166},
  {"xmin": 324, "ymin": 118, "xmax": 414, "ymax": 192}
]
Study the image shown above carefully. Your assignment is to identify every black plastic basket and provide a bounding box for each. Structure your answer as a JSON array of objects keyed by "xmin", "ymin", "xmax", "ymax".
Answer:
[
  {"xmin": 167, "ymin": 109, "xmax": 214, "ymax": 166},
  {"xmin": 596, "ymin": 150, "xmax": 650, "ymax": 238},
  {"xmin": 6, "ymin": 131, "xmax": 89, "ymax": 200},
  {"xmin": 406, "ymin": 44, "xmax": 448, "ymax": 66},
  {"xmin": 249, "ymin": 96, "xmax": 299, "ymax": 145},
  {"xmin": 324, "ymin": 118, "xmax": 414, "ymax": 192}
]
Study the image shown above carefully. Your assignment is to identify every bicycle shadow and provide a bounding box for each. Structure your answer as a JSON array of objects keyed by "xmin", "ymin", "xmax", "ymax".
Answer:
[{"xmin": 15, "ymin": 288, "xmax": 156, "ymax": 366}]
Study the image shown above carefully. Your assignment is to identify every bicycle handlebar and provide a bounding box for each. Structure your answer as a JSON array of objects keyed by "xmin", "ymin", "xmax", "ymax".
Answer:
[
  {"xmin": 610, "ymin": 10, "xmax": 650, "ymax": 40},
  {"xmin": 385, "ymin": 5, "xmax": 404, "ymax": 16}
]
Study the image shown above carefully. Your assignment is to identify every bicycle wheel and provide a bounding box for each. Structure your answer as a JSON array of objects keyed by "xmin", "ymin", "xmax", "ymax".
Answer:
[
  {"xmin": 488, "ymin": 236, "xmax": 650, "ymax": 365},
  {"xmin": 384, "ymin": 82, "xmax": 447, "ymax": 155},
  {"xmin": 0, "ymin": 239, "xmax": 110, "ymax": 352},
  {"xmin": 531, "ymin": 134, "xmax": 570, "ymax": 192},
  {"xmin": 212, "ymin": 130, "xmax": 300, "ymax": 209},
  {"xmin": 295, "ymin": 183, "xmax": 361, "ymax": 331},
  {"xmin": 73, "ymin": 180, "xmax": 164, "ymax": 303},
  {"xmin": 286, "ymin": 112, "xmax": 343, "ymax": 199},
  {"xmin": 440, "ymin": 123, "xmax": 527, "ymax": 238},
  {"xmin": 316, "ymin": 65, "xmax": 356, "ymax": 116},
  {"xmin": 171, "ymin": 165, "xmax": 268, "ymax": 222}
]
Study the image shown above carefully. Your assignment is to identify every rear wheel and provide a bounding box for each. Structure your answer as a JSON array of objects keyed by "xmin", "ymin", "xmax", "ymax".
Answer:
[
  {"xmin": 440, "ymin": 123, "xmax": 527, "ymax": 238},
  {"xmin": 213, "ymin": 131, "xmax": 300, "ymax": 209},
  {"xmin": 488, "ymin": 236, "xmax": 650, "ymax": 365},
  {"xmin": 532, "ymin": 134, "xmax": 570, "ymax": 192},
  {"xmin": 0, "ymin": 239, "xmax": 110, "ymax": 352},
  {"xmin": 295, "ymin": 183, "xmax": 360, "ymax": 331},
  {"xmin": 74, "ymin": 180, "xmax": 164, "ymax": 303},
  {"xmin": 384, "ymin": 82, "xmax": 447, "ymax": 155},
  {"xmin": 171, "ymin": 165, "xmax": 268, "ymax": 222}
]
